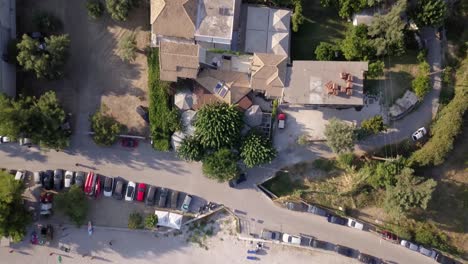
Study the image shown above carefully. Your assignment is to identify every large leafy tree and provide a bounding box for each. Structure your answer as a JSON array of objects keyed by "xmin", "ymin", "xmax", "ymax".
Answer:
[
  {"xmin": 16, "ymin": 34, "xmax": 70, "ymax": 80},
  {"xmin": 414, "ymin": 0, "xmax": 447, "ymax": 27},
  {"xmin": 340, "ymin": 25, "xmax": 374, "ymax": 61},
  {"xmin": 202, "ymin": 149, "xmax": 239, "ymax": 182},
  {"xmin": 195, "ymin": 103, "xmax": 243, "ymax": 150},
  {"xmin": 118, "ymin": 31, "xmax": 137, "ymax": 62},
  {"xmin": 0, "ymin": 171, "xmax": 31, "ymax": 242},
  {"xmin": 177, "ymin": 136, "xmax": 204, "ymax": 162},
  {"xmin": 314, "ymin": 42, "xmax": 339, "ymax": 60},
  {"xmin": 367, "ymin": 60, "xmax": 385, "ymax": 78},
  {"xmin": 90, "ymin": 109, "xmax": 123, "ymax": 146},
  {"xmin": 240, "ymin": 132, "xmax": 277, "ymax": 168},
  {"xmin": 106, "ymin": 0, "xmax": 136, "ymax": 21},
  {"xmin": 55, "ymin": 185, "xmax": 89, "ymax": 226},
  {"xmin": 360, "ymin": 115, "xmax": 386, "ymax": 134},
  {"xmin": 324, "ymin": 118, "xmax": 356, "ymax": 153},
  {"xmin": 321, "ymin": 0, "xmax": 383, "ymax": 19},
  {"xmin": 367, "ymin": 0, "xmax": 407, "ymax": 56},
  {"xmin": 384, "ymin": 168, "xmax": 437, "ymax": 217}
]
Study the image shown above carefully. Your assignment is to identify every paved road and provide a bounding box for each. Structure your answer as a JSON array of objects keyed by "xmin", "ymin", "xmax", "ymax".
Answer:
[{"xmin": 0, "ymin": 142, "xmax": 434, "ymax": 264}]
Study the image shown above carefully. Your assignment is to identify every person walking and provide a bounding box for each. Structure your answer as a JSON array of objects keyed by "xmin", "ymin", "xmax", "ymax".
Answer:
[{"xmin": 58, "ymin": 255, "xmax": 62, "ymax": 263}]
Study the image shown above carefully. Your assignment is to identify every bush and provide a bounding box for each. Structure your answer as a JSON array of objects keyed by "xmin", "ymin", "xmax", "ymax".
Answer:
[
  {"xmin": 291, "ymin": 0, "xmax": 304, "ymax": 32},
  {"xmin": 360, "ymin": 115, "xmax": 386, "ymax": 135},
  {"xmin": 118, "ymin": 31, "xmax": 137, "ymax": 62},
  {"xmin": 86, "ymin": 0, "xmax": 104, "ymax": 19},
  {"xmin": 90, "ymin": 108, "xmax": 123, "ymax": 146},
  {"xmin": 296, "ymin": 133, "xmax": 310, "ymax": 146},
  {"xmin": 414, "ymin": 0, "xmax": 447, "ymax": 27},
  {"xmin": 312, "ymin": 158, "xmax": 336, "ymax": 172},
  {"xmin": 340, "ymin": 25, "xmax": 375, "ymax": 61},
  {"xmin": 128, "ymin": 212, "xmax": 143, "ymax": 229},
  {"xmin": 106, "ymin": 0, "xmax": 136, "ymax": 21},
  {"xmin": 55, "ymin": 185, "xmax": 89, "ymax": 226},
  {"xmin": 412, "ymin": 61, "xmax": 431, "ymax": 99},
  {"xmin": 202, "ymin": 149, "xmax": 239, "ymax": 182},
  {"xmin": 314, "ymin": 42, "xmax": 338, "ymax": 60},
  {"xmin": 147, "ymin": 48, "xmax": 180, "ymax": 151},
  {"xmin": 439, "ymin": 66, "xmax": 454, "ymax": 105},
  {"xmin": 33, "ymin": 12, "xmax": 62, "ymax": 33},
  {"xmin": 324, "ymin": 118, "xmax": 356, "ymax": 153},
  {"xmin": 241, "ymin": 131, "xmax": 277, "ymax": 168},
  {"xmin": 337, "ymin": 152, "xmax": 355, "ymax": 169},
  {"xmin": 177, "ymin": 136, "xmax": 204, "ymax": 162},
  {"xmin": 367, "ymin": 61, "xmax": 385, "ymax": 78},
  {"xmin": 144, "ymin": 214, "xmax": 158, "ymax": 229}
]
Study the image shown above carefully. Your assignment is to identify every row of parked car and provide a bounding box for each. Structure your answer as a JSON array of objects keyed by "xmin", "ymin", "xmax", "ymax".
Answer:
[
  {"xmin": 0, "ymin": 136, "xmax": 32, "ymax": 146},
  {"xmin": 261, "ymin": 229, "xmax": 381, "ymax": 263},
  {"xmin": 22, "ymin": 169, "xmax": 193, "ymax": 213},
  {"xmin": 284, "ymin": 201, "xmax": 458, "ymax": 264}
]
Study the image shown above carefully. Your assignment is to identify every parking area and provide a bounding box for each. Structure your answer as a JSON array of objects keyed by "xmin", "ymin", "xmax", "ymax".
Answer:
[{"xmin": 274, "ymin": 99, "xmax": 382, "ymax": 152}]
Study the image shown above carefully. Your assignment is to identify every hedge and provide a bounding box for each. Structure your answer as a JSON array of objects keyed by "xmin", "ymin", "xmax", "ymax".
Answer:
[{"xmin": 147, "ymin": 48, "xmax": 180, "ymax": 151}]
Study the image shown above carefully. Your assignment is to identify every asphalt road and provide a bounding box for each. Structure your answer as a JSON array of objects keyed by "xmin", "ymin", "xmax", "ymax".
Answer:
[{"xmin": 0, "ymin": 142, "xmax": 434, "ymax": 264}]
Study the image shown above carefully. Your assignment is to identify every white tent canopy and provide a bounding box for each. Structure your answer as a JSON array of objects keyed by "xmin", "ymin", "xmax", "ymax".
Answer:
[
  {"xmin": 155, "ymin": 210, "xmax": 183, "ymax": 230},
  {"xmin": 244, "ymin": 105, "xmax": 263, "ymax": 127},
  {"xmin": 175, "ymin": 89, "xmax": 196, "ymax": 110},
  {"xmin": 181, "ymin": 110, "xmax": 197, "ymax": 136},
  {"xmin": 171, "ymin": 131, "xmax": 186, "ymax": 150}
]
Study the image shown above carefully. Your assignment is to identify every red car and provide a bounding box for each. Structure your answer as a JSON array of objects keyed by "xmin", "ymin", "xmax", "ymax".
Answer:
[
  {"xmin": 136, "ymin": 183, "xmax": 146, "ymax": 202},
  {"xmin": 121, "ymin": 138, "xmax": 138, "ymax": 148},
  {"xmin": 381, "ymin": 230, "xmax": 398, "ymax": 243}
]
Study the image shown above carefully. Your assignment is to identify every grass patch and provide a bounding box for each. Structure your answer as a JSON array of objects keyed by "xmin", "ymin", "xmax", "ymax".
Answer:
[
  {"xmin": 290, "ymin": 0, "xmax": 347, "ymax": 60},
  {"xmin": 147, "ymin": 48, "xmax": 180, "ymax": 151},
  {"xmin": 262, "ymin": 172, "xmax": 305, "ymax": 197},
  {"xmin": 312, "ymin": 158, "xmax": 337, "ymax": 172}
]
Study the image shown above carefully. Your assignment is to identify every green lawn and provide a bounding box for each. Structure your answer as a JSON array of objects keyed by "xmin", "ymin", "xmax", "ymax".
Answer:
[
  {"xmin": 366, "ymin": 50, "xmax": 420, "ymax": 106},
  {"xmin": 291, "ymin": 0, "xmax": 348, "ymax": 60}
]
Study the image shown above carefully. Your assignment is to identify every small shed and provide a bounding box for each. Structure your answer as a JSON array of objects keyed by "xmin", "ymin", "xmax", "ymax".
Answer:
[{"xmin": 154, "ymin": 210, "xmax": 183, "ymax": 230}]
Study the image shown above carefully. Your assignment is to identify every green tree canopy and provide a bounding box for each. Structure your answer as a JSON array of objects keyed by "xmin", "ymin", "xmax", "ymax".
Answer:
[
  {"xmin": 144, "ymin": 214, "xmax": 158, "ymax": 229},
  {"xmin": 291, "ymin": 0, "xmax": 305, "ymax": 32},
  {"xmin": 412, "ymin": 61, "xmax": 431, "ymax": 99},
  {"xmin": 55, "ymin": 185, "xmax": 89, "ymax": 226},
  {"xmin": 106, "ymin": 0, "xmax": 136, "ymax": 21},
  {"xmin": 195, "ymin": 103, "xmax": 243, "ymax": 150},
  {"xmin": 177, "ymin": 135, "xmax": 205, "ymax": 162},
  {"xmin": 117, "ymin": 31, "xmax": 137, "ymax": 62},
  {"xmin": 367, "ymin": 60, "xmax": 385, "ymax": 78},
  {"xmin": 314, "ymin": 42, "xmax": 339, "ymax": 60},
  {"xmin": 360, "ymin": 115, "xmax": 386, "ymax": 134},
  {"xmin": 0, "ymin": 171, "xmax": 31, "ymax": 242},
  {"xmin": 321, "ymin": 0, "xmax": 382, "ymax": 19},
  {"xmin": 383, "ymin": 168, "xmax": 437, "ymax": 217},
  {"xmin": 340, "ymin": 25, "xmax": 374, "ymax": 61},
  {"xmin": 90, "ymin": 108, "xmax": 123, "ymax": 146},
  {"xmin": 128, "ymin": 212, "xmax": 143, "ymax": 229},
  {"xmin": 240, "ymin": 131, "xmax": 277, "ymax": 168},
  {"xmin": 414, "ymin": 0, "xmax": 447, "ymax": 27},
  {"xmin": 324, "ymin": 118, "xmax": 356, "ymax": 153},
  {"xmin": 202, "ymin": 148, "xmax": 239, "ymax": 182},
  {"xmin": 16, "ymin": 34, "xmax": 70, "ymax": 80},
  {"xmin": 86, "ymin": 0, "xmax": 104, "ymax": 19}
]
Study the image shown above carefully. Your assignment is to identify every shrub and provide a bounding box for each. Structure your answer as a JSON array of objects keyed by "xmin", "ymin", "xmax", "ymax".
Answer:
[
  {"xmin": 314, "ymin": 42, "xmax": 338, "ymax": 60},
  {"xmin": 337, "ymin": 152, "xmax": 355, "ymax": 169},
  {"xmin": 106, "ymin": 0, "xmax": 136, "ymax": 21},
  {"xmin": 177, "ymin": 136, "xmax": 205, "ymax": 162},
  {"xmin": 296, "ymin": 133, "xmax": 310, "ymax": 146},
  {"xmin": 361, "ymin": 115, "xmax": 386, "ymax": 134},
  {"xmin": 118, "ymin": 31, "xmax": 137, "ymax": 62},
  {"xmin": 414, "ymin": 0, "xmax": 447, "ymax": 27},
  {"xmin": 90, "ymin": 109, "xmax": 123, "ymax": 146},
  {"xmin": 240, "ymin": 131, "xmax": 277, "ymax": 168},
  {"xmin": 367, "ymin": 60, "xmax": 385, "ymax": 78},
  {"xmin": 33, "ymin": 12, "xmax": 62, "ymax": 33},
  {"xmin": 340, "ymin": 25, "xmax": 375, "ymax": 61},
  {"xmin": 86, "ymin": 0, "xmax": 104, "ymax": 19},
  {"xmin": 312, "ymin": 158, "xmax": 336, "ymax": 172},
  {"xmin": 144, "ymin": 214, "xmax": 158, "ymax": 229},
  {"xmin": 291, "ymin": 0, "xmax": 304, "ymax": 32},
  {"xmin": 324, "ymin": 118, "xmax": 356, "ymax": 153},
  {"xmin": 128, "ymin": 212, "xmax": 143, "ymax": 229},
  {"xmin": 202, "ymin": 149, "xmax": 239, "ymax": 182},
  {"xmin": 412, "ymin": 61, "xmax": 431, "ymax": 99},
  {"xmin": 55, "ymin": 185, "xmax": 89, "ymax": 226}
]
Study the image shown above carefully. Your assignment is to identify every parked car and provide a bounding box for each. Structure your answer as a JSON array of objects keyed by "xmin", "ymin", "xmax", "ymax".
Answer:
[
  {"xmin": 307, "ymin": 205, "xmax": 327, "ymax": 216},
  {"xmin": 170, "ymin": 190, "xmax": 179, "ymax": 209},
  {"xmin": 33, "ymin": 171, "xmax": 43, "ymax": 185},
  {"xmin": 335, "ymin": 245, "xmax": 354, "ymax": 257},
  {"xmin": 145, "ymin": 186, "xmax": 157, "ymax": 205},
  {"xmin": 347, "ymin": 218, "xmax": 364, "ymax": 230},
  {"xmin": 121, "ymin": 138, "xmax": 138, "ymax": 148},
  {"xmin": 19, "ymin": 137, "xmax": 32, "ymax": 146},
  {"xmin": 113, "ymin": 180, "xmax": 124, "ymax": 200},
  {"xmin": 53, "ymin": 169, "xmax": 64, "ymax": 190},
  {"xmin": 103, "ymin": 177, "xmax": 114, "ymax": 197},
  {"xmin": 282, "ymin": 233, "xmax": 301, "ymax": 245},
  {"xmin": 278, "ymin": 113, "xmax": 286, "ymax": 129},
  {"xmin": 419, "ymin": 246, "xmax": 439, "ymax": 259},
  {"xmin": 261, "ymin": 229, "xmax": 281, "ymax": 241},
  {"xmin": 64, "ymin": 171, "xmax": 74, "ymax": 188},
  {"xmin": 300, "ymin": 236, "xmax": 313, "ymax": 247},
  {"xmin": 15, "ymin": 170, "xmax": 26, "ymax": 181},
  {"xmin": 380, "ymin": 230, "xmax": 398, "ymax": 243},
  {"xmin": 43, "ymin": 170, "xmax": 54, "ymax": 190},
  {"xmin": 436, "ymin": 254, "xmax": 459, "ymax": 264},
  {"xmin": 84, "ymin": 172, "xmax": 99, "ymax": 196},
  {"xmin": 180, "ymin": 194, "xmax": 192, "ymax": 212},
  {"xmin": 136, "ymin": 183, "xmax": 146, "ymax": 202},
  {"xmin": 358, "ymin": 253, "xmax": 382, "ymax": 264},
  {"xmin": 125, "ymin": 181, "xmax": 136, "ymax": 201},
  {"xmin": 286, "ymin": 201, "xmax": 308, "ymax": 212},
  {"xmin": 228, "ymin": 173, "xmax": 247, "ymax": 188},
  {"xmin": 400, "ymin": 240, "xmax": 419, "ymax": 251},
  {"xmin": 310, "ymin": 239, "xmax": 328, "ymax": 249},
  {"xmin": 74, "ymin": 171, "xmax": 85, "ymax": 188},
  {"xmin": 158, "ymin": 188, "xmax": 168, "ymax": 207},
  {"xmin": 0, "ymin": 136, "xmax": 11, "ymax": 143},
  {"xmin": 136, "ymin": 105, "xmax": 149, "ymax": 124},
  {"xmin": 412, "ymin": 127, "xmax": 427, "ymax": 141},
  {"xmin": 327, "ymin": 215, "xmax": 347, "ymax": 225}
]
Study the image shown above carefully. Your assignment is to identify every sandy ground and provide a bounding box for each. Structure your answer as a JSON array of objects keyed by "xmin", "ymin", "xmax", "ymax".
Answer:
[
  {"xmin": 16, "ymin": 0, "xmax": 150, "ymax": 135},
  {"xmin": 3, "ymin": 212, "xmax": 361, "ymax": 264}
]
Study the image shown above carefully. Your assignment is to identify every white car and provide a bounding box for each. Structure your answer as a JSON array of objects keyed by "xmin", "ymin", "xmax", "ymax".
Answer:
[
  {"xmin": 125, "ymin": 181, "xmax": 136, "ymax": 201},
  {"xmin": 103, "ymin": 177, "xmax": 114, "ymax": 197},
  {"xmin": 64, "ymin": 171, "xmax": 74, "ymax": 188},
  {"xmin": 282, "ymin": 233, "xmax": 301, "ymax": 245},
  {"xmin": 400, "ymin": 240, "xmax": 419, "ymax": 251},
  {"xmin": 419, "ymin": 246, "xmax": 439, "ymax": 259},
  {"xmin": 347, "ymin": 218, "xmax": 364, "ymax": 230},
  {"xmin": 0, "ymin": 136, "xmax": 11, "ymax": 143},
  {"xmin": 412, "ymin": 127, "xmax": 427, "ymax": 141},
  {"xmin": 15, "ymin": 170, "xmax": 26, "ymax": 181}
]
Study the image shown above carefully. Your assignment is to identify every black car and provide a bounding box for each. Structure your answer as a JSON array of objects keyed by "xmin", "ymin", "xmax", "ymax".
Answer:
[
  {"xmin": 228, "ymin": 173, "xmax": 247, "ymax": 188},
  {"xmin": 53, "ymin": 169, "xmax": 64, "ymax": 191},
  {"xmin": 74, "ymin": 171, "xmax": 85, "ymax": 188},
  {"xmin": 327, "ymin": 215, "xmax": 347, "ymax": 225},
  {"xmin": 145, "ymin": 186, "xmax": 157, "ymax": 206},
  {"xmin": 43, "ymin": 170, "xmax": 54, "ymax": 190},
  {"xmin": 307, "ymin": 205, "xmax": 328, "ymax": 216},
  {"xmin": 158, "ymin": 188, "xmax": 168, "ymax": 207},
  {"xmin": 436, "ymin": 254, "xmax": 460, "ymax": 264},
  {"xmin": 358, "ymin": 253, "xmax": 382, "ymax": 264},
  {"xmin": 170, "ymin": 190, "xmax": 179, "ymax": 209},
  {"xmin": 335, "ymin": 245, "xmax": 354, "ymax": 257},
  {"xmin": 310, "ymin": 239, "xmax": 328, "ymax": 250},
  {"xmin": 136, "ymin": 106, "xmax": 149, "ymax": 124},
  {"xmin": 113, "ymin": 180, "xmax": 124, "ymax": 200},
  {"xmin": 285, "ymin": 202, "xmax": 308, "ymax": 212}
]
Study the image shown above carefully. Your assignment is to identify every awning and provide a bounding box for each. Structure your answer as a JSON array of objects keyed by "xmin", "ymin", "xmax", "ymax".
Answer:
[{"xmin": 155, "ymin": 210, "xmax": 183, "ymax": 230}]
